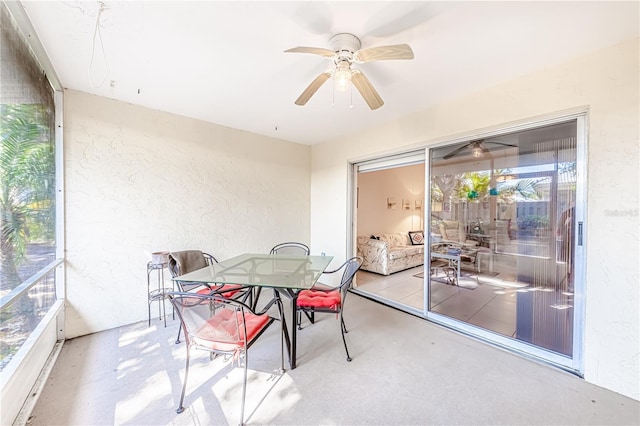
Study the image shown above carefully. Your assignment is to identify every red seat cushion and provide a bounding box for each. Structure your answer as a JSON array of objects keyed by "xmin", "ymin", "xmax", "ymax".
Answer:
[
  {"xmin": 297, "ymin": 289, "xmax": 341, "ymax": 309},
  {"xmin": 192, "ymin": 284, "xmax": 242, "ymax": 298},
  {"xmin": 194, "ymin": 309, "xmax": 270, "ymax": 352}
]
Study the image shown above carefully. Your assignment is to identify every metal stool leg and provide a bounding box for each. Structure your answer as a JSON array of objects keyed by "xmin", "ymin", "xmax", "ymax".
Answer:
[
  {"xmin": 159, "ymin": 267, "xmax": 166, "ymax": 327},
  {"xmin": 148, "ymin": 261, "xmax": 171, "ymax": 328}
]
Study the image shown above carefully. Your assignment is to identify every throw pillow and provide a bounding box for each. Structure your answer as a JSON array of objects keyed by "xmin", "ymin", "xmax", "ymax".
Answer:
[
  {"xmin": 370, "ymin": 235, "xmax": 380, "ymax": 240},
  {"xmin": 408, "ymin": 231, "xmax": 424, "ymax": 245}
]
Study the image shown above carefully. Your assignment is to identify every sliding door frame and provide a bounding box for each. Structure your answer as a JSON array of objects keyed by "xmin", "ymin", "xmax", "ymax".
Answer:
[
  {"xmin": 348, "ymin": 149, "xmax": 427, "ymax": 317},
  {"xmin": 348, "ymin": 110, "xmax": 587, "ymax": 375},
  {"xmin": 424, "ymin": 111, "xmax": 587, "ymax": 374}
]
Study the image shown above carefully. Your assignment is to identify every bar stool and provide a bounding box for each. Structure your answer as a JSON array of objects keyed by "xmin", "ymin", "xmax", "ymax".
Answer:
[{"xmin": 147, "ymin": 251, "xmax": 173, "ymax": 327}]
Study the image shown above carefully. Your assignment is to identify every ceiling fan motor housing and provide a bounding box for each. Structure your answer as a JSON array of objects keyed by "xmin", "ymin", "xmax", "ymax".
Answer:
[{"xmin": 329, "ymin": 33, "xmax": 361, "ymax": 60}]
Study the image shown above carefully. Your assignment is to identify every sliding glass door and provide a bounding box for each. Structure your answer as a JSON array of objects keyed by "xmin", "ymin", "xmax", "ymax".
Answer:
[
  {"xmin": 351, "ymin": 151, "xmax": 427, "ymax": 314},
  {"xmin": 427, "ymin": 118, "xmax": 584, "ymax": 371},
  {"xmin": 349, "ymin": 116, "xmax": 585, "ymax": 373}
]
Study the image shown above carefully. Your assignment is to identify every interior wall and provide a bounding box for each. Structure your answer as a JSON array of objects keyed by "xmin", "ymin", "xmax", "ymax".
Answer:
[
  {"xmin": 357, "ymin": 164, "xmax": 425, "ymax": 236},
  {"xmin": 310, "ymin": 38, "xmax": 639, "ymax": 400},
  {"xmin": 64, "ymin": 90, "xmax": 311, "ymax": 338}
]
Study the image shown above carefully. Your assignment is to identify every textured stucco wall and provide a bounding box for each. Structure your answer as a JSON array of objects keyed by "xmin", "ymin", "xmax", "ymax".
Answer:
[
  {"xmin": 64, "ymin": 90, "xmax": 310, "ymax": 337},
  {"xmin": 311, "ymin": 38, "xmax": 639, "ymax": 400}
]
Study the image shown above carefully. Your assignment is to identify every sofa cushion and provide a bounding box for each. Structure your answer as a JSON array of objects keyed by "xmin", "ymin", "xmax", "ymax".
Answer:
[
  {"xmin": 388, "ymin": 248, "xmax": 406, "ymax": 261},
  {"xmin": 380, "ymin": 232, "xmax": 411, "ymax": 247},
  {"xmin": 388, "ymin": 245, "xmax": 423, "ymax": 260},
  {"xmin": 408, "ymin": 230, "xmax": 424, "ymax": 245}
]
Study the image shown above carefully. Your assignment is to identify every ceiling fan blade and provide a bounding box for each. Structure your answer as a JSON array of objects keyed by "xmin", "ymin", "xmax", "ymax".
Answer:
[
  {"xmin": 351, "ymin": 70, "xmax": 384, "ymax": 110},
  {"xmin": 485, "ymin": 141, "xmax": 518, "ymax": 148},
  {"xmin": 294, "ymin": 71, "xmax": 332, "ymax": 106},
  {"xmin": 443, "ymin": 143, "xmax": 471, "ymax": 160},
  {"xmin": 284, "ymin": 46, "xmax": 335, "ymax": 58},
  {"xmin": 354, "ymin": 44, "xmax": 414, "ymax": 62}
]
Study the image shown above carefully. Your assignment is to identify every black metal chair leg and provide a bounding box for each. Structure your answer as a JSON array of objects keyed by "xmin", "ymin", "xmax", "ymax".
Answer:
[
  {"xmin": 252, "ymin": 287, "xmax": 263, "ymax": 309},
  {"xmin": 277, "ymin": 299, "xmax": 285, "ymax": 372},
  {"xmin": 297, "ymin": 309, "xmax": 315, "ymax": 330},
  {"xmin": 340, "ymin": 315, "xmax": 352, "ymax": 362},
  {"xmin": 175, "ymin": 326, "xmax": 182, "ymax": 344}
]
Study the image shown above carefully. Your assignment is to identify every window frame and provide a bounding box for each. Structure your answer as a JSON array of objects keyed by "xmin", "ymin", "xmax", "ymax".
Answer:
[{"xmin": 0, "ymin": 2, "xmax": 65, "ymax": 424}]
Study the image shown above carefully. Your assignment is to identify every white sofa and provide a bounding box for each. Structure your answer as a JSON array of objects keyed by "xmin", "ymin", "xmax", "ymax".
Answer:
[{"xmin": 356, "ymin": 232, "xmax": 425, "ymax": 275}]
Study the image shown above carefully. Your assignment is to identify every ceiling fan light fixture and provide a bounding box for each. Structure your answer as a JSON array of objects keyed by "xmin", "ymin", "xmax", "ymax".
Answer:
[
  {"xmin": 471, "ymin": 145, "xmax": 484, "ymax": 157},
  {"xmin": 333, "ymin": 61, "xmax": 352, "ymax": 92}
]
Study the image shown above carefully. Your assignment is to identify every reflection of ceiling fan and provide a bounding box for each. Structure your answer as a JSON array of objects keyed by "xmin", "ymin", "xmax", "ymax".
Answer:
[
  {"xmin": 284, "ymin": 33, "xmax": 414, "ymax": 110},
  {"xmin": 443, "ymin": 140, "xmax": 517, "ymax": 160}
]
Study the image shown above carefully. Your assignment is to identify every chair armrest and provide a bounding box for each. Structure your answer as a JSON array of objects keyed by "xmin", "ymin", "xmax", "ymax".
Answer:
[
  {"xmin": 313, "ymin": 257, "xmax": 362, "ymax": 290},
  {"xmin": 310, "ymin": 266, "xmax": 342, "ymax": 291}
]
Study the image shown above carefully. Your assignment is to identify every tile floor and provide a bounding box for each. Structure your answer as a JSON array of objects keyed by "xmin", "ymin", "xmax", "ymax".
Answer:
[{"xmin": 355, "ymin": 263, "xmax": 533, "ymax": 338}]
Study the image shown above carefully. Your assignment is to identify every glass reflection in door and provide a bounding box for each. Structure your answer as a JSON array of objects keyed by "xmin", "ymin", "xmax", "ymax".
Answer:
[{"xmin": 429, "ymin": 121, "xmax": 577, "ymax": 357}]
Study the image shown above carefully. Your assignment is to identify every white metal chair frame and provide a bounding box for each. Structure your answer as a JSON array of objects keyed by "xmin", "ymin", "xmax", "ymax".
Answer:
[{"xmin": 168, "ymin": 291, "xmax": 285, "ymax": 426}]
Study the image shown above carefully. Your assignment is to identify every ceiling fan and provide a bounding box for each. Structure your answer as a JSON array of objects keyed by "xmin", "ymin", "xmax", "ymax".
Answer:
[
  {"xmin": 443, "ymin": 140, "xmax": 518, "ymax": 160},
  {"xmin": 284, "ymin": 33, "xmax": 414, "ymax": 110}
]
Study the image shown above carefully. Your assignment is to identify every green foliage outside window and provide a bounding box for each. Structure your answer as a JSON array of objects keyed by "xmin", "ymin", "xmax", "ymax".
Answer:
[
  {"xmin": 0, "ymin": 103, "xmax": 56, "ymax": 370},
  {"xmin": 0, "ymin": 103, "xmax": 55, "ymax": 291}
]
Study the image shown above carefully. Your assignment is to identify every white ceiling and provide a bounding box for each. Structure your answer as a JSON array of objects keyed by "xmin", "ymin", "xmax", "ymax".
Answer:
[{"xmin": 19, "ymin": 1, "xmax": 639, "ymax": 145}]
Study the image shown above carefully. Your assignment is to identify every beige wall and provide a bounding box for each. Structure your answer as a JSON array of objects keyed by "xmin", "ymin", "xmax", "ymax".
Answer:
[
  {"xmin": 311, "ymin": 38, "xmax": 639, "ymax": 400},
  {"xmin": 64, "ymin": 90, "xmax": 311, "ymax": 337},
  {"xmin": 357, "ymin": 164, "xmax": 425, "ymax": 236}
]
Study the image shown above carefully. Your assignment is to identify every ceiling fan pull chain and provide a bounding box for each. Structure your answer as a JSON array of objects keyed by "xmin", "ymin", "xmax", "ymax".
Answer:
[{"xmin": 349, "ymin": 85, "xmax": 354, "ymax": 109}]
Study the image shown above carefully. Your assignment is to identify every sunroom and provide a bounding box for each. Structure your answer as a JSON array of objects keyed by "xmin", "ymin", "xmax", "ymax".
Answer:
[{"xmin": 1, "ymin": 1, "xmax": 638, "ymax": 424}]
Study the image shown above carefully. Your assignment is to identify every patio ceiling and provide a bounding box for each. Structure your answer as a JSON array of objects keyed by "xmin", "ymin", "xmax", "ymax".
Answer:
[{"xmin": 19, "ymin": 1, "xmax": 639, "ymax": 145}]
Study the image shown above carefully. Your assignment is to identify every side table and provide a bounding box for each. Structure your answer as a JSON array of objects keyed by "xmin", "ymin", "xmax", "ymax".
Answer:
[{"xmin": 147, "ymin": 261, "xmax": 174, "ymax": 327}]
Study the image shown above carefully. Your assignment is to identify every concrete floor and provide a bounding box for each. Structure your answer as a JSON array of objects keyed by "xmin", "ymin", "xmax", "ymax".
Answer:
[{"xmin": 28, "ymin": 293, "xmax": 639, "ymax": 425}]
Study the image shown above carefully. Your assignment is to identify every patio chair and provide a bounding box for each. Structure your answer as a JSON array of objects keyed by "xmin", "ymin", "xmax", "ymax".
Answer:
[
  {"xmin": 295, "ymin": 256, "xmax": 362, "ymax": 362},
  {"xmin": 168, "ymin": 291, "xmax": 284, "ymax": 425},
  {"xmin": 270, "ymin": 242, "xmax": 310, "ymax": 256},
  {"xmin": 252, "ymin": 242, "xmax": 311, "ymax": 306},
  {"xmin": 168, "ymin": 250, "xmax": 245, "ymax": 343}
]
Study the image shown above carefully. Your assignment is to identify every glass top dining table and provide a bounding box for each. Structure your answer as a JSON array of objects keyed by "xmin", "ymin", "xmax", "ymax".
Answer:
[
  {"xmin": 173, "ymin": 253, "xmax": 334, "ymax": 369},
  {"xmin": 174, "ymin": 253, "xmax": 333, "ymax": 289}
]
